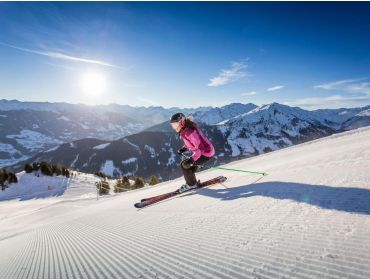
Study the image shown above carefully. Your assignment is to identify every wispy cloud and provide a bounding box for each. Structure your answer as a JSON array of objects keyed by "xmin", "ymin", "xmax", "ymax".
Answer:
[
  {"xmin": 313, "ymin": 77, "xmax": 370, "ymax": 93},
  {"xmin": 285, "ymin": 95, "xmax": 370, "ymax": 110},
  {"xmin": 242, "ymin": 91, "xmax": 257, "ymax": 96},
  {"xmin": 314, "ymin": 78, "xmax": 367, "ymax": 90},
  {"xmin": 0, "ymin": 42, "xmax": 121, "ymax": 69},
  {"xmin": 208, "ymin": 59, "xmax": 250, "ymax": 87},
  {"xmin": 267, "ymin": 85, "xmax": 284, "ymax": 92},
  {"xmin": 285, "ymin": 77, "xmax": 370, "ymax": 109}
]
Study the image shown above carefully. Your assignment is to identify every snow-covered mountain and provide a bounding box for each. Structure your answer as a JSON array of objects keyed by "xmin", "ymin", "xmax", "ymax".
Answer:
[
  {"xmin": 3, "ymin": 100, "xmax": 370, "ymax": 174},
  {"xmin": 1, "ymin": 127, "xmax": 370, "ymax": 278},
  {"xmin": 341, "ymin": 108, "xmax": 370, "ymax": 130},
  {"xmin": 9, "ymin": 103, "xmax": 344, "ymax": 180},
  {"xmin": 0, "ymin": 109, "xmax": 143, "ymax": 168},
  {"xmin": 191, "ymin": 103, "xmax": 257, "ymax": 125},
  {"xmin": 313, "ymin": 105, "xmax": 370, "ymax": 129},
  {"xmin": 0, "ymin": 100, "xmax": 210, "ymax": 168},
  {"xmin": 10, "ymin": 127, "xmax": 228, "ymax": 181},
  {"xmin": 217, "ymin": 103, "xmax": 336, "ymax": 157}
]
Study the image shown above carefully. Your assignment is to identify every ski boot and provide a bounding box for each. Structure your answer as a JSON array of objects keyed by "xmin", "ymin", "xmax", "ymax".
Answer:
[{"xmin": 178, "ymin": 184, "xmax": 197, "ymax": 193}]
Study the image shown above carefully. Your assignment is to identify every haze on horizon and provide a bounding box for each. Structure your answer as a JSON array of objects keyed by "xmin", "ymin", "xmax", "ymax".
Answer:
[{"xmin": 1, "ymin": 2, "xmax": 370, "ymax": 110}]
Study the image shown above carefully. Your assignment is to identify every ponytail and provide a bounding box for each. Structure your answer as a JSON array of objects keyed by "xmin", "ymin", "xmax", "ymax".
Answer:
[{"xmin": 184, "ymin": 116, "xmax": 197, "ymax": 130}]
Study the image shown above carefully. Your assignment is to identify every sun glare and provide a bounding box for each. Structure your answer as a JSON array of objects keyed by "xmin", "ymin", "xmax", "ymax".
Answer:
[{"xmin": 80, "ymin": 72, "xmax": 107, "ymax": 96}]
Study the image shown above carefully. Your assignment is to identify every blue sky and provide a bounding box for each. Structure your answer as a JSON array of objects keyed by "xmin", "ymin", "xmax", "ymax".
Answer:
[{"xmin": 1, "ymin": 2, "xmax": 370, "ymax": 109}]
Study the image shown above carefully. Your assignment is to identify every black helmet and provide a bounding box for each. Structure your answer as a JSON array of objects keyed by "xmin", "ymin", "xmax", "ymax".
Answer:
[{"xmin": 170, "ymin": 112, "xmax": 185, "ymax": 123}]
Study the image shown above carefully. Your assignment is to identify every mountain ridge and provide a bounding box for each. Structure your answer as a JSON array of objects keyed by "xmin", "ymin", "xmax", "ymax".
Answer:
[{"xmin": 3, "ymin": 100, "xmax": 370, "ymax": 179}]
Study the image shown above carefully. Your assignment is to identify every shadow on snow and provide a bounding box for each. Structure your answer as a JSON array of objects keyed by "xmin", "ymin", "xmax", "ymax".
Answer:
[{"xmin": 188, "ymin": 181, "xmax": 370, "ymax": 215}]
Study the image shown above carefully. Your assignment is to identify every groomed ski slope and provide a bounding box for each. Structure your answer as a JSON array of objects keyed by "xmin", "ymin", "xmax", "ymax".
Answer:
[{"xmin": 1, "ymin": 127, "xmax": 370, "ymax": 278}]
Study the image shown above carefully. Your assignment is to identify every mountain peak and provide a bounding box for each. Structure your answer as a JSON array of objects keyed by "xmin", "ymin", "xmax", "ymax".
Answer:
[{"xmin": 192, "ymin": 103, "xmax": 257, "ymax": 125}]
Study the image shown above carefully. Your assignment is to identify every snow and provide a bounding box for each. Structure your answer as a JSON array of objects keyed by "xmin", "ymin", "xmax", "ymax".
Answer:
[
  {"xmin": 217, "ymin": 102, "xmax": 332, "ymax": 158},
  {"xmin": 193, "ymin": 103, "xmax": 257, "ymax": 125},
  {"xmin": 93, "ymin": 143, "xmax": 110, "ymax": 150},
  {"xmin": 166, "ymin": 148, "xmax": 176, "ymax": 166},
  {"xmin": 0, "ymin": 172, "xmax": 82, "ymax": 201},
  {"xmin": 6, "ymin": 129, "xmax": 62, "ymax": 152},
  {"xmin": 1, "ymin": 127, "xmax": 370, "ymax": 277},
  {"xmin": 357, "ymin": 109, "xmax": 370, "ymax": 117},
  {"xmin": 45, "ymin": 145, "xmax": 60, "ymax": 153},
  {"xmin": 0, "ymin": 143, "xmax": 28, "ymax": 168},
  {"xmin": 100, "ymin": 160, "xmax": 122, "ymax": 177},
  {"xmin": 100, "ymin": 160, "xmax": 115, "ymax": 176},
  {"xmin": 144, "ymin": 144, "xmax": 156, "ymax": 158},
  {"xmin": 122, "ymin": 157, "xmax": 137, "ymax": 164},
  {"xmin": 228, "ymin": 137, "xmax": 242, "ymax": 156},
  {"xmin": 123, "ymin": 138, "xmax": 142, "ymax": 154},
  {"xmin": 80, "ymin": 123, "xmax": 90, "ymax": 129},
  {"xmin": 70, "ymin": 154, "xmax": 79, "ymax": 168},
  {"xmin": 0, "ymin": 143, "xmax": 21, "ymax": 156},
  {"xmin": 0, "ymin": 172, "xmax": 100, "ymax": 222},
  {"xmin": 121, "ymin": 158, "xmax": 138, "ymax": 176},
  {"xmin": 88, "ymin": 153, "xmax": 96, "ymax": 162},
  {"xmin": 57, "ymin": 115, "xmax": 70, "ymax": 121}
]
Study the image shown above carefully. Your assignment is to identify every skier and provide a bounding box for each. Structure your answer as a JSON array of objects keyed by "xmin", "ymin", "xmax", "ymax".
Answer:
[{"xmin": 170, "ymin": 113, "xmax": 215, "ymax": 193}]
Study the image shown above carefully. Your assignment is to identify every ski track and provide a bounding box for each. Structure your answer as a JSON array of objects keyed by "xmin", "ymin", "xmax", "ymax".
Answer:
[{"xmin": 1, "ymin": 128, "xmax": 370, "ymax": 278}]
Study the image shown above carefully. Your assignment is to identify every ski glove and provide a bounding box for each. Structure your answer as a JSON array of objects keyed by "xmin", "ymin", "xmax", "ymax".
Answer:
[
  {"xmin": 177, "ymin": 146, "xmax": 188, "ymax": 155},
  {"xmin": 181, "ymin": 157, "xmax": 194, "ymax": 170}
]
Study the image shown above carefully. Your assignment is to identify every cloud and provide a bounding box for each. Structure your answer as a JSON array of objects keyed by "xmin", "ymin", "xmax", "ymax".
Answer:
[
  {"xmin": 267, "ymin": 85, "xmax": 284, "ymax": 92},
  {"xmin": 285, "ymin": 77, "xmax": 370, "ymax": 109},
  {"xmin": 346, "ymin": 82, "xmax": 370, "ymax": 95},
  {"xmin": 242, "ymin": 91, "xmax": 257, "ymax": 96},
  {"xmin": 208, "ymin": 59, "xmax": 250, "ymax": 87},
  {"xmin": 313, "ymin": 78, "xmax": 367, "ymax": 90},
  {"xmin": 314, "ymin": 77, "xmax": 370, "ymax": 96},
  {"xmin": 0, "ymin": 42, "xmax": 121, "ymax": 69},
  {"xmin": 285, "ymin": 94, "xmax": 370, "ymax": 110}
]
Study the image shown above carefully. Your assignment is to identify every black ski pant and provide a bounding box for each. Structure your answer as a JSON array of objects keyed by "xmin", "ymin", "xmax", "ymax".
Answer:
[{"xmin": 181, "ymin": 155, "xmax": 212, "ymax": 186}]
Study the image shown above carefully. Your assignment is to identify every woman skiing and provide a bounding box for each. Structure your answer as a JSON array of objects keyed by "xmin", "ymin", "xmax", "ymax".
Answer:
[{"xmin": 170, "ymin": 113, "xmax": 215, "ymax": 193}]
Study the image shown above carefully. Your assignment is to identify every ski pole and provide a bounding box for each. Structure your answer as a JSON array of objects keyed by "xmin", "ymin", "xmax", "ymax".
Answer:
[{"xmin": 212, "ymin": 166, "xmax": 267, "ymax": 176}]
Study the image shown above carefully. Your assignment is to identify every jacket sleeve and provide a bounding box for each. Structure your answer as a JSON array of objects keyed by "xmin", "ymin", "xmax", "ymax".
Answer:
[{"xmin": 188, "ymin": 129, "xmax": 202, "ymax": 161}]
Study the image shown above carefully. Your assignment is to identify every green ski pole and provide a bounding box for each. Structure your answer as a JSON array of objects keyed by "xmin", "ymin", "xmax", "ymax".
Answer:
[{"xmin": 213, "ymin": 166, "xmax": 267, "ymax": 176}]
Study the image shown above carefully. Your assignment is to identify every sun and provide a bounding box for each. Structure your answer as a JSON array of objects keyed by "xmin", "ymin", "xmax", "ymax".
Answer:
[{"xmin": 80, "ymin": 72, "xmax": 107, "ymax": 96}]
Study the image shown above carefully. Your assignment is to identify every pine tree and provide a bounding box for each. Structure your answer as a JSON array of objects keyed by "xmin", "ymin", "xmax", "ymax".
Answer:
[
  {"xmin": 32, "ymin": 162, "xmax": 40, "ymax": 171},
  {"xmin": 148, "ymin": 175, "xmax": 159, "ymax": 185},
  {"xmin": 52, "ymin": 164, "xmax": 63, "ymax": 176},
  {"xmin": 0, "ymin": 169, "xmax": 6, "ymax": 190},
  {"xmin": 0, "ymin": 169, "xmax": 17, "ymax": 190},
  {"xmin": 114, "ymin": 179, "xmax": 123, "ymax": 193},
  {"xmin": 133, "ymin": 177, "xmax": 145, "ymax": 189},
  {"xmin": 8, "ymin": 172, "xmax": 17, "ymax": 184},
  {"xmin": 122, "ymin": 176, "xmax": 131, "ymax": 189},
  {"xmin": 24, "ymin": 164, "xmax": 33, "ymax": 173},
  {"xmin": 96, "ymin": 179, "xmax": 110, "ymax": 195},
  {"xmin": 40, "ymin": 162, "xmax": 53, "ymax": 176},
  {"xmin": 64, "ymin": 169, "xmax": 70, "ymax": 178}
]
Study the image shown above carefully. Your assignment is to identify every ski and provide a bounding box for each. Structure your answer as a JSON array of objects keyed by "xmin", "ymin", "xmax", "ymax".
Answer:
[
  {"xmin": 134, "ymin": 176, "xmax": 227, "ymax": 208},
  {"xmin": 140, "ymin": 176, "xmax": 227, "ymax": 203}
]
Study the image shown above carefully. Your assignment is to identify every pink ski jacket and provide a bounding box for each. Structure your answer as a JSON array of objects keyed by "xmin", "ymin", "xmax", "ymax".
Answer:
[{"xmin": 180, "ymin": 127, "xmax": 215, "ymax": 161}]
